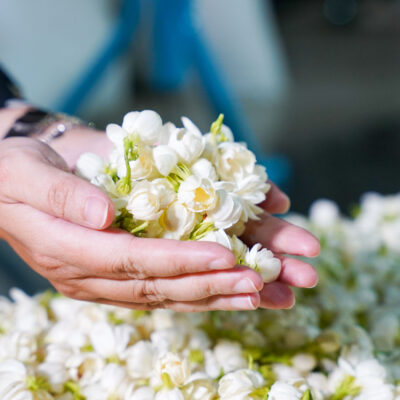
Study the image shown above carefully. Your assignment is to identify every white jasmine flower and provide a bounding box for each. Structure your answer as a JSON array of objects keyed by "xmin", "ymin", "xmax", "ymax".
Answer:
[
  {"xmin": 122, "ymin": 110, "xmax": 163, "ymax": 145},
  {"xmin": 127, "ymin": 180, "xmax": 165, "ymax": 221},
  {"xmin": 0, "ymin": 359, "xmax": 51, "ymax": 400},
  {"xmin": 75, "ymin": 152, "xmax": 105, "ymax": 181},
  {"xmin": 151, "ymin": 328, "xmax": 187, "ymax": 356},
  {"xmin": 168, "ymin": 127, "xmax": 205, "ymax": 165},
  {"xmin": 155, "ymin": 352, "xmax": 190, "ymax": 387},
  {"xmin": 216, "ymin": 142, "xmax": 256, "ymax": 182},
  {"xmin": 309, "ymin": 199, "xmax": 341, "ymax": 229},
  {"xmin": 245, "ymin": 243, "xmax": 281, "ymax": 283},
  {"xmin": 67, "ymin": 352, "xmax": 105, "ymax": 386},
  {"xmin": 126, "ymin": 341, "xmax": 155, "ymax": 379},
  {"xmin": 213, "ymin": 340, "xmax": 247, "ymax": 373},
  {"xmin": 160, "ymin": 201, "xmax": 197, "ymax": 240},
  {"xmin": 153, "ymin": 145, "xmax": 178, "ymax": 176},
  {"xmin": 89, "ymin": 322, "xmax": 136, "ymax": 360},
  {"xmin": 10, "ymin": 289, "xmax": 49, "ymax": 335},
  {"xmin": 117, "ymin": 145, "xmax": 154, "ymax": 181},
  {"xmin": 182, "ymin": 379, "xmax": 217, "ymax": 400},
  {"xmin": 177, "ymin": 176, "xmax": 217, "ymax": 212},
  {"xmin": 155, "ymin": 388, "xmax": 184, "ymax": 400},
  {"xmin": 181, "ymin": 116, "xmax": 203, "ymax": 138},
  {"xmin": 291, "ymin": 354, "xmax": 317, "ymax": 375},
  {"xmin": 36, "ymin": 362, "xmax": 68, "ymax": 394},
  {"xmin": 190, "ymin": 158, "xmax": 218, "ymax": 181},
  {"xmin": 158, "ymin": 122, "xmax": 177, "ymax": 145},
  {"xmin": 151, "ymin": 309, "xmax": 176, "ymax": 330},
  {"xmin": 207, "ymin": 190, "xmax": 242, "ymax": 229},
  {"xmin": 0, "ymin": 331, "xmax": 37, "ymax": 363},
  {"xmin": 230, "ymin": 235, "xmax": 248, "ymax": 264},
  {"xmin": 200, "ymin": 229, "xmax": 232, "ymax": 250},
  {"xmin": 152, "ymin": 178, "xmax": 176, "ymax": 209},
  {"xmin": 273, "ymin": 364, "xmax": 303, "ymax": 382},
  {"xmin": 91, "ymin": 173, "xmax": 119, "ymax": 198},
  {"xmin": 127, "ymin": 387, "xmax": 155, "ymax": 400},
  {"xmin": 218, "ymin": 369, "xmax": 265, "ymax": 400},
  {"xmin": 82, "ymin": 363, "xmax": 132, "ymax": 400},
  {"xmin": 268, "ymin": 381, "xmax": 303, "ymax": 400},
  {"xmin": 106, "ymin": 123, "xmax": 127, "ymax": 149}
]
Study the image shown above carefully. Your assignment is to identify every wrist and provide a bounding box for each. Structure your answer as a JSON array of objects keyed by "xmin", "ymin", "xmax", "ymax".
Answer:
[{"xmin": 0, "ymin": 105, "xmax": 32, "ymax": 139}]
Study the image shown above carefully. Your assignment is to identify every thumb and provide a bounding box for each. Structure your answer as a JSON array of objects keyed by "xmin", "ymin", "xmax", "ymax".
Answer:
[{"xmin": 2, "ymin": 146, "xmax": 114, "ymax": 229}]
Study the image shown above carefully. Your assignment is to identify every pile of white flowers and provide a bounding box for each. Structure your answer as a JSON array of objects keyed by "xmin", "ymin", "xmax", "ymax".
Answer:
[
  {"xmin": 75, "ymin": 111, "xmax": 281, "ymax": 283},
  {"xmin": 1, "ymin": 193, "xmax": 400, "ymax": 399}
]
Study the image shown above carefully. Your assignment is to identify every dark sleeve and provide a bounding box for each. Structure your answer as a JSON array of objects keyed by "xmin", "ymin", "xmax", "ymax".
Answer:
[{"xmin": 0, "ymin": 66, "xmax": 23, "ymax": 108}]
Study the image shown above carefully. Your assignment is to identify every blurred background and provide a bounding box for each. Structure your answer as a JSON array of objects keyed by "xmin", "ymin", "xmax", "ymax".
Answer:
[{"xmin": 0, "ymin": 0, "xmax": 400, "ymax": 293}]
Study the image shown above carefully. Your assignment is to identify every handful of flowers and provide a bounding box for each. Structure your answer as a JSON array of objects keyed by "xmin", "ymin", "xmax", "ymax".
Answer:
[{"xmin": 76, "ymin": 111, "xmax": 281, "ymax": 283}]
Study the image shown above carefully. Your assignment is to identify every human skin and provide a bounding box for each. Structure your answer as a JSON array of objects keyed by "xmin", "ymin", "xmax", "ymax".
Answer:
[{"xmin": 0, "ymin": 107, "xmax": 320, "ymax": 311}]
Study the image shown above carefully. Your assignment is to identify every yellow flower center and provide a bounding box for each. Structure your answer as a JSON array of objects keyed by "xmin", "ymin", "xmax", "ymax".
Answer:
[{"xmin": 194, "ymin": 187, "xmax": 210, "ymax": 204}]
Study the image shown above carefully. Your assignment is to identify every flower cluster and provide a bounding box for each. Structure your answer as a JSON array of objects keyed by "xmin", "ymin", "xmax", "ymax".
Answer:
[
  {"xmin": 76, "ymin": 111, "xmax": 280, "ymax": 283},
  {"xmin": 1, "ymin": 192, "xmax": 400, "ymax": 399}
]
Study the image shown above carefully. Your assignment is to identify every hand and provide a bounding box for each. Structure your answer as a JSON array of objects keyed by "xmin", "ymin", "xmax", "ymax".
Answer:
[
  {"xmin": 56, "ymin": 129, "xmax": 320, "ymax": 311},
  {"xmin": 0, "ymin": 137, "xmax": 266, "ymax": 312},
  {"xmin": 241, "ymin": 182, "xmax": 320, "ymax": 310}
]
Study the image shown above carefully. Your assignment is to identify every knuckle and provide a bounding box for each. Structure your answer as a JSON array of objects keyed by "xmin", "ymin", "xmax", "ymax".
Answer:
[
  {"xmin": 131, "ymin": 279, "xmax": 166, "ymax": 303},
  {"xmin": 124, "ymin": 238, "xmax": 147, "ymax": 279},
  {"xmin": 110, "ymin": 255, "xmax": 142, "ymax": 279},
  {"xmin": 200, "ymin": 279, "xmax": 215, "ymax": 298},
  {"xmin": 47, "ymin": 177, "xmax": 76, "ymax": 218}
]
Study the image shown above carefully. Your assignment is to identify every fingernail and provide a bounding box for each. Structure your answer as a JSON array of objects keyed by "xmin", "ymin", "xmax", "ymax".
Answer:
[
  {"xmin": 209, "ymin": 258, "xmax": 231, "ymax": 270},
  {"xmin": 282, "ymin": 193, "xmax": 291, "ymax": 213},
  {"xmin": 233, "ymin": 278, "xmax": 258, "ymax": 294},
  {"xmin": 84, "ymin": 197, "xmax": 108, "ymax": 228},
  {"xmin": 231, "ymin": 295, "xmax": 257, "ymax": 310},
  {"xmin": 285, "ymin": 297, "xmax": 296, "ymax": 310}
]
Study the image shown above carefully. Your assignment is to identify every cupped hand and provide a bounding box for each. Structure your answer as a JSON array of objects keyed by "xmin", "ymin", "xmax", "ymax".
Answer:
[
  {"xmin": 241, "ymin": 182, "xmax": 320, "ymax": 310},
  {"xmin": 0, "ymin": 137, "xmax": 265, "ymax": 312}
]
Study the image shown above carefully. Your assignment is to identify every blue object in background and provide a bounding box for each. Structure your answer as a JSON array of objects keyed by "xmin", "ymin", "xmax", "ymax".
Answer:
[
  {"xmin": 57, "ymin": 0, "xmax": 290, "ymax": 187},
  {"xmin": 57, "ymin": 0, "xmax": 141, "ymax": 115}
]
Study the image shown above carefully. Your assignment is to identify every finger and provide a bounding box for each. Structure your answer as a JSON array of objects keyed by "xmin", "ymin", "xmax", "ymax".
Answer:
[
  {"xmin": 3, "ymin": 203, "xmax": 237, "ymax": 278},
  {"xmin": 0, "ymin": 146, "xmax": 114, "ymax": 229},
  {"xmin": 64, "ymin": 266, "xmax": 264, "ymax": 303},
  {"xmin": 260, "ymin": 182, "xmax": 290, "ymax": 214},
  {"xmin": 242, "ymin": 213, "xmax": 320, "ymax": 257},
  {"xmin": 259, "ymin": 281, "xmax": 295, "ymax": 309},
  {"xmin": 91, "ymin": 292, "xmax": 260, "ymax": 312},
  {"xmin": 277, "ymin": 256, "xmax": 318, "ymax": 288}
]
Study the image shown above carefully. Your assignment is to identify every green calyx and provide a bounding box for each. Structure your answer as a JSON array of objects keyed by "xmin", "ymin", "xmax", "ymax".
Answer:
[
  {"xmin": 250, "ymin": 387, "xmax": 269, "ymax": 400},
  {"xmin": 189, "ymin": 349, "xmax": 204, "ymax": 364},
  {"xmin": 301, "ymin": 389, "xmax": 314, "ymax": 400},
  {"xmin": 104, "ymin": 164, "xmax": 118, "ymax": 182},
  {"xmin": 210, "ymin": 114, "xmax": 228, "ymax": 143},
  {"xmin": 330, "ymin": 375, "xmax": 361, "ymax": 400},
  {"xmin": 65, "ymin": 381, "xmax": 85, "ymax": 400},
  {"xmin": 189, "ymin": 221, "xmax": 216, "ymax": 240},
  {"xmin": 80, "ymin": 344, "xmax": 94, "ymax": 353},
  {"xmin": 26, "ymin": 375, "xmax": 51, "ymax": 392},
  {"xmin": 167, "ymin": 162, "xmax": 192, "ymax": 192},
  {"xmin": 113, "ymin": 208, "xmax": 148, "ymax": 237},
  {"xmin": 108, "ymin": 312, "xmax": 124, "ymax": 326},
  {"xmin": 162, "ymin": 372, "xmax": 174, "ymax": 390}
]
